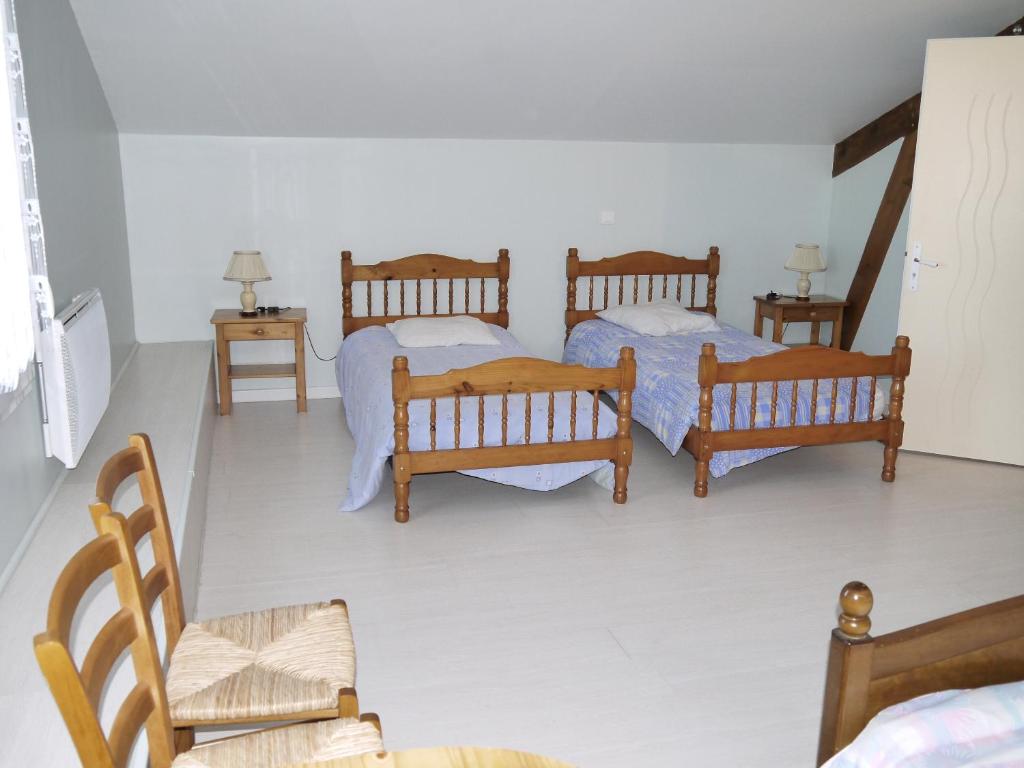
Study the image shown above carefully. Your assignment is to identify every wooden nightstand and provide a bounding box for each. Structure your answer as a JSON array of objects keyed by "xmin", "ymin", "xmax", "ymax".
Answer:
[
  {"xmin": 210, "ymin": 308, "xmax": 307, "ymax": 415},
  {"xmin": 753, "ymin": 295, "xmax": 847, "ymax": 349}
]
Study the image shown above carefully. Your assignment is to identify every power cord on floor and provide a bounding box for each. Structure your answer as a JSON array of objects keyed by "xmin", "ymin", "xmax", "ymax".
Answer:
[{"xmin": 305, "ymin": 325, "xmax": 337, "ymax": 362}]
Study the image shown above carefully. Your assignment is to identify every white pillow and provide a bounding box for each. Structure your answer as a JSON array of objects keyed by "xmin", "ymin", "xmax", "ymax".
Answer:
[
  {"xmin": 386, "ymin": 315, "xmax": 499, "ymax": 347},
  {"xmin": 597, "ymin": 301, "xmax": 719, "ymax": 336}
]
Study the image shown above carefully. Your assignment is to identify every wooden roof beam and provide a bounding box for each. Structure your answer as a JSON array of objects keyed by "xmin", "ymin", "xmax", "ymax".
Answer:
[{"xmin": 832, "ymin": 15, "xmax": 1023, "ymax": 178}]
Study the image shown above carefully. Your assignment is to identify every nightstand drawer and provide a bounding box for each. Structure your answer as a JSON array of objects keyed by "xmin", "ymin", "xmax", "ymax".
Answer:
[
  {"xmin": 782, "ymin": 305, "xmax": 838, "ymax": 322},
  {"xmin": 222, "ymin": 322, "xmax": 296, "ymax": 341}
]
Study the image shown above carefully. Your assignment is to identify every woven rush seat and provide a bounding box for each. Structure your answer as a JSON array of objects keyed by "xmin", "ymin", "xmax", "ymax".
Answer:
[
  {"xmin": 171, "ymin": 718, "xmax": 383, "ymax": 768},
  {"xmin": 167, "ymin": 601, "xmax": 356, "ymax": 723}
]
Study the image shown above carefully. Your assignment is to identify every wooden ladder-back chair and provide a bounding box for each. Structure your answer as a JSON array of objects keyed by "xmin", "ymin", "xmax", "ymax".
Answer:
[
  {"xmin": 34, "ymin": 514, "xmax": 383, "ymax": 768},
  {"xmin": 90, "ymin": 434, "xmax": 361, "ymax": 749}
]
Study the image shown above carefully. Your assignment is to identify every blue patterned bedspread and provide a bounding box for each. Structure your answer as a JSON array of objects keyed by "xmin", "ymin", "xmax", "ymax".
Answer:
[
  {"xmin": 563, "ymin": 319, "xmax": 883, "ymax": 478},
  {"xmin": 337, "ymin": 325, "xmax": 618, "ymax": 511}
]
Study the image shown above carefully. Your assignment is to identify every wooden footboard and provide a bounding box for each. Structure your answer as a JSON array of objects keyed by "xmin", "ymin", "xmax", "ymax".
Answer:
[
  {"xmin": 683, "ymin": 336, "xmax": 912, "ymax": 496},
  {"xmin": 817, "ymin": 582, "xmax": 1024, "ymax": 764},
  {"xmin": 390, "ymin": 348, "xmax": 636, "ymax": 522}
]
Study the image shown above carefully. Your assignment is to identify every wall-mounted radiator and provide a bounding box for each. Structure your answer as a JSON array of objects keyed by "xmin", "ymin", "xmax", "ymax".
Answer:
[{"xmin": 40, "ymin": 289, "xmax": 110, "ymax": 468}]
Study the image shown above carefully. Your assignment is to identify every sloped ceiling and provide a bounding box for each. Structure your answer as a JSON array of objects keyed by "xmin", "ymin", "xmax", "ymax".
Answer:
[{"xmin": 67, "ymin": 0, "xmax": 1022, "ymax": 143}]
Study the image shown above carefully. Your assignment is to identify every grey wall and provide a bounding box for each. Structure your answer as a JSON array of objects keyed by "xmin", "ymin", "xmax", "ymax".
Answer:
[
  {"xmin": 825, "ymin": 141, "xmax": 910, "ymax": 355},
  {"xmin": 0, "ymin": 0, "xmax": 135, "ymax": 579}
]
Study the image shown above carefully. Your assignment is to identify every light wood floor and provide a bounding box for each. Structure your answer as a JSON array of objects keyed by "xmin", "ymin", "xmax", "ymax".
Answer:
[{"xmin": 200, "ymin": 399, "xmax": 1024, "ymax": 767}]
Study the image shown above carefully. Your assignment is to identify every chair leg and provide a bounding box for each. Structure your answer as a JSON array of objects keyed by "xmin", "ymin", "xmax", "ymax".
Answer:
[
  {"xmin": 173, "ymin": 726, "xmax": 195, "ymax": 755},
  {"xmin": 694, "ymin": 456, "xmax": 710, "ymax": 497},
  {"xmin": 394, "ymin": 480, "xmax": 410, "ymax": 523},
  {"xmin": 613, "ymin": 460, "xmax": 629, "ymax": 504},
  {"xmin": 338, "ymin": 687, "xmax": 359, "ymax": 718},
  {"xmin": 881, "ymin": 443, "xmax": 898, "ymax": 482}
]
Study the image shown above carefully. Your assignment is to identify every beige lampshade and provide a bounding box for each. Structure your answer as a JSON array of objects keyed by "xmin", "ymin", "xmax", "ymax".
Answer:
[
  {"xmin": 223, "ymin": 250, "xmax": 271, "ymax": 282},
  {"xmin": 785, "ymin": 244, "xmax": 826, "ymax": 273}
]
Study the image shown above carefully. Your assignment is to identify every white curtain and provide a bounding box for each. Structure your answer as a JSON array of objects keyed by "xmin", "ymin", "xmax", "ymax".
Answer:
[{"xmin": 0, "ymin": 1, "xmax": 49, "ymax": 394}]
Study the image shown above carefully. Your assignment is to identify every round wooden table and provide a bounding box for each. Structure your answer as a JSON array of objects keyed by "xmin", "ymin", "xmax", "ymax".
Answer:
[{"xmin": 285, "ymin": 746, "xmax": 575, "ymax": 768}]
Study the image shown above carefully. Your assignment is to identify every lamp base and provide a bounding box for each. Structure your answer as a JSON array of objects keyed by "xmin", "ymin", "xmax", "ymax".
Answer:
[
  {"xmin": 795, "ymin": 272, "xmax": 812, "ymax": 300},
  {"xmin": 238, "ymin": 310, "xmax": 258, "ymax": 317}
]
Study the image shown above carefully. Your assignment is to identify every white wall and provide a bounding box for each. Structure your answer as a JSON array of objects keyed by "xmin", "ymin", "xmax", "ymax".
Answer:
[
  {"xmin": 824, "ymin": 141, "xmax": 910, "ymax": 355},
  {"xmin": 120, "ymin": 135, "xmax": 833, "ymax": 391},
  {"xmin": 1, "ymin": 0, "xmax": 135, "ymax": 580}
]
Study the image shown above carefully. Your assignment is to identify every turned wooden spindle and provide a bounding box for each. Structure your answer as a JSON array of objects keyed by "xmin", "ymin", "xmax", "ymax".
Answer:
[
  {"xmin": 690, "ymin": 274, "xmax": 696, "ymax": 308},
  {"xmin": 501, "ymin": 393, "xmax": 509, "ymax": 446},
  {"xmin": 694, "ymin": 342, "xmax": 717, "ymax": 497},
  {"xmin": 448, "ymin": 277, "xmax": 454, "ymax": 313},
  {"xmin": 661, "ymin": 274, "xmax": 668, "ymax": 299},
  {"xmin": 883, "ymin": 335, "xmax": 911, "ymax": 482},
  {"xmin": 849, "ymin": 377, "xmax": 859, "ymax": 423},
  {"xmin": 676, "ymin": 273, "xmax": 682, "ymax": 302},
  {"xmin": 565, "ymin": 248, "xmax": 578, "ymax": 342},
  {"xmin": 524, "ymin": 392, "xmax": 532, "ymax": 445},
  {"xmin": 588, "ymin": 276, "xmax": 595, "ymax": 310},
  {"xmin": 367, "ymin": 280, "xmax": 372, "ymax": 316},
  {"xmin": 591, "ymin": 390, "xmax": 599, "ymax": 439},
  {"xmin": 570, "ymin": 390, "xmax": 577, "ymax": 440},
  {"xmin": 729, "ymin": 383, "xmax": 738, "ymax": 430},
  {"xmin": 479, "ymin": 276, "xmax": 485, "ymax": 313},
  {"xmin": 392, "ymin": 357, "xmax": 411, "ymax": 523},
  {"xmin": 429, "ymin": 398, "xmax": 437, "ymax": 451},
  {"xmin": 707, "ymin": 246, "xmax": 719, "ymax": 315},
  {"xmin": 603, "ymin": 275, "xmax": 609, "ymax": 309},
  {"xmin": 383, "ymin": 280, "xmax": 389, "ymax": 316},
  {"xmin": 416, "ymin": 279, "xmax": 422, "ymax": 315},
  {"xmin": 432, "ymin": 278, "xmax": 438, "ymax": 313},
  {"xmin": 749, "ymin": 381, "xmax": 758, "ymax": 428},
  {"xmin": 770, "ymin": 381, "xmax": 779, "ymax": 428},
  {"xmin": 790, "ymin": 380, "xmax": 799, "ymax": 426},
  {"xmin": 547, "ymin": 392, "xmax": 555, "ymax": 443},
  {"xmin": 632, "ymin": 274, "xmax": 639, "ymax": 304},
  {"xmin": 497, "ymin": 249, "xmax": 510, "ymax": 327},
  {"xmin": 464, "ymin": 277, "xmax": 470, "ymax": 314},
  {"xmin": 454, "ymin": 394, "xmax": 461, "ymax": 448},
  {"xmin": 614, "ymin": 347, "xmax": 636, "ymax": 504},
  {"xmin": 477, "ymin": 396, "xmax": 485, "ymax": 448},
  {"xmin": 400, "ymin": 279, "xmax": 406, "ymax": 314},
  {"xmin": 341, "ymin": 251, "xmax": 353, "ymax": 331},
  {"xmin": 647, "ymin": 274, "xmax": 654, "ymax": 303},
  {"xmin": 811, "ymin": 378, "xmax": 820, "ymax": 425},
  {"xmin": 618, "ymin": 275, "xmax": 624, "ymax": 304},
  {"xmin": 836, "ymin": 581, "xmax": 874, "ymax": 639},
  {"xmin": 829, "ymin": 378, "xmax": 839, "ymax": 424}
]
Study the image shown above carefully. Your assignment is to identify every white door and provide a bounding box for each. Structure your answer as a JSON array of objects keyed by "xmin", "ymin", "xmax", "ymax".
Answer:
[{"xmin": 898, "ymin": 36, "xmax": 1024, "ymax": 465}]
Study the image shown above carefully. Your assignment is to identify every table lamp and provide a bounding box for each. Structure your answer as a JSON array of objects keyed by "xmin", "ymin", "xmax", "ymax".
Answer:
[
  {"xmin": 223, "ymin": 250, "xmax": 271, "ymax": 316},
  {"xmin": 785, "ymin": 244, "xmax": 826, "ymax": 300}
]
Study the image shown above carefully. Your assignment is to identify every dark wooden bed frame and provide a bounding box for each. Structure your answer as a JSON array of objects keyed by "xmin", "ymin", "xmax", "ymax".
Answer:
[
  {"xmin": 818, "ymin": 581, "xmax": 1024, "ymax": 764},
  {"xmin": 565, "ymin": 247, "xmax": 912, "ymax": 497},
  {"xmin": 342, "ymin": 250, "xmax": 636, "ymax": 522}
]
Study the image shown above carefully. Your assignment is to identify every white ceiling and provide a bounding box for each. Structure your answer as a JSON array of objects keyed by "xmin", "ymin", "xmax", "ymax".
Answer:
[{"xmin": 68, "ymin": 1, "xmax": 1022, "ymax": 143}]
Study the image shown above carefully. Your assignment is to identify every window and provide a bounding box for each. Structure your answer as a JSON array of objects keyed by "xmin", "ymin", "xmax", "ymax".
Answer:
[{"xmin": 0, "ymin": 3, "xmax": 49, "ymax": 396}]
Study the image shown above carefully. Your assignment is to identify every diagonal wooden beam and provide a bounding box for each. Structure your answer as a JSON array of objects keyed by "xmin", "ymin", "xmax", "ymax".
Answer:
[
  {"xmin": 840, "ymin": 131, "xmax": 916, "ymax": 351},
  {"xmin": 832, "ymin": 15, "xmax": 1023, "ymax": 178},
  {"xmin": 832, "ymin": 95, "xmax": 919, "ymax": 177}
]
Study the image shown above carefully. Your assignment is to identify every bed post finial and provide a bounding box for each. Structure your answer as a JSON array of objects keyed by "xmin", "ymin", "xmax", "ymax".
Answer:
[
  {"xmin": 392, "ymin": 356, "xmax": 412, "ymax": 523},
  {"xmin": 706, "ymin": 246, "xmax": 719, "ymax": 316},
  {"xmin": 341, "ymin": 251, "xmax": 353, "ymax": 337},
  {"xmin": 565, "ymin": 248, "xmax": 579, "ymax": 343},
  {"xmin": 837, "ymin": 581, "xmax": 873, "ymax": 639},
  {"xmin": 497, "ymin": 248, "xmax": 510, "ymax": 328}
]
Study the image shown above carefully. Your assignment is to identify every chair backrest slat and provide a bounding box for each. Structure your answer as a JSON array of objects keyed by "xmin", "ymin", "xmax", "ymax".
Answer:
[
  {"xmin": 109, "ymin": 683, "xmax": 156, "ymax": 768},
  {"xmin": 80, "ymin": 607, "xmax": 138, "ymax": 709},
  {"xmin": 91, "ymin": 434, "xmax": 187, "ymax": 658}
]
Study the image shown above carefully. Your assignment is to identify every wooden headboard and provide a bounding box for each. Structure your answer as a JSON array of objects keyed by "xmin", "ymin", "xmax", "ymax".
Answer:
[
  {"xmin": 341, "ymin": 250, "xmax": 510, "ymax": 337},
  {"xmin": 565, "ymin": 247, "xmax": 720, "ymax": 339},
  {"xmin": 817, "ymin": 581, "xmax": 1024, "ymax": 765}
]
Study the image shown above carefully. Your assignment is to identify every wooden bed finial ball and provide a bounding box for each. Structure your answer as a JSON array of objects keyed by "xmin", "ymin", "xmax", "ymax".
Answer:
[{"xmin": 837, "ymin": 581, "xmax": 873, "ymax": 638}]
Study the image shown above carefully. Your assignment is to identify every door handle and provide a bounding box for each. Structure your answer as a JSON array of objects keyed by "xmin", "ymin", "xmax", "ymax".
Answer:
[{"xmin": 908, "ymin": 243, "xmax": 941, "ymax": 292}]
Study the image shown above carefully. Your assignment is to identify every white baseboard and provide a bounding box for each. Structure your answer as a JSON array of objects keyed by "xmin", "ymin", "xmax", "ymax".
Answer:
[{"xmin": 231, "ymin": 385, "xmax": 340, "ymax": 403}]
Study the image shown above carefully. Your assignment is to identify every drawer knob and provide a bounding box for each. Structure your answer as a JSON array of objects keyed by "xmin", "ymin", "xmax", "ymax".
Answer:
[
  {"xmin": 809, "ymin": 311, "xmax": 817, "ymax": 318},
  {"xmin": 255, "ymin": 328, "xmax": 265, "ymax": 335}
]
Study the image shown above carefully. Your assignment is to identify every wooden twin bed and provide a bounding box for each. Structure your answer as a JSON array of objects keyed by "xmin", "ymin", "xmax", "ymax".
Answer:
[
  {"xmin": 818, "ymin": 581, "xmax": 1024, "ymax": 764},
  {"xmin": 341, "ymin": 250, "xmax": 636, "ymax": 522},
  {"xmin": 340, "ymin": 246, "xmax": 912, "ymax": 519},
  {"xmin": 565, "ymin": 247, "xmax": 912, "ymax": 497}
]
